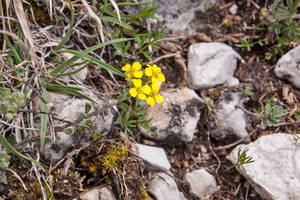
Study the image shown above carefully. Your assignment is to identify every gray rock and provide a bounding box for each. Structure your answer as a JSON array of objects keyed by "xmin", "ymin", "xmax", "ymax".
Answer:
[
  {"xmin": 125, "ymin": 0, "xmax": 217, "ymax": 36},
  {"xmin": 275, "ymin": 45, "xmax": 300, "ymax": 88},
  {"xmin": 183, "ymin": 169, "xmax": 217, "ymax": 198},
  {"xmin": 227, "ymin": 133, "xmax": 300, "ymax": 200},
  {"xmin": 135, "ymin": 144, "xmax": 171, "ymax": 171},
  {"xmin": 187, "ymin": 42, "xmax": 240, "ymax": 89},
  {"xmin": 208, "ymin": 89, "xmax": 251, "ymax": 140},
  {"xmin": 229, "ymin": 4, "xmax": 238, "ymax": 15},
  {"xmin": 149, "ymin": 172, "xmax": 181, "ymax": 200},
  {"xmin": 224, "ymin": 76, "xmax": 240, "ymax": 86},
  {"xmin": 80, "ymin": 186, "xmax": 117, "ymax": 200},
  {"xmin": 179, "ymin": 192, "xmax": 187, "ymax": 200},
  {"xmin": 33, "ymin": 91, "xmax": 118, "ymax": 162},
  {"xmin": 142, "ymin": 87, "xmax": 205, "ymax": 143}
]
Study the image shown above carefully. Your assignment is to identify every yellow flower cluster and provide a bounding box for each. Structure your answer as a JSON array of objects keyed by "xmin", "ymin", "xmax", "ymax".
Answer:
[{"xmin": 122, "ymin": 62, "xmax": 165, "ymax": 107}]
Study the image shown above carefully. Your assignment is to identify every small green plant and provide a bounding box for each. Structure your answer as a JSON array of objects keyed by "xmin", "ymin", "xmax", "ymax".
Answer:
[
  {"xmin": 204, "ymin": 97, "xmax": 214, "ymax": 112},
  {"xmin": 241, "ymin": 84, "xmax": 254, "ymax": 96},
  {"xmin": 235, "ymin": 23, "xmax": 266, "ymax": 51},
  {"xmin": 269, "ymin": 0, "xmax": 300, "ymax": 42},
  {"xmin": 253, "ymin": 96, "xmax": 288, "ymax": 129},
  {"xmin": 115, "ymin": 97, "xmax": 155, "ymax": 138},
  {"xmin": 235, "ymin": 147, "xmax": 255, "ymax": 167},
  {"xmin": 0, "ymin": 91, "xmax": 25, "ymax": 121},
  {"xmin": 265, "ymin": 35, "xmax": 289, "ymax": 60}
]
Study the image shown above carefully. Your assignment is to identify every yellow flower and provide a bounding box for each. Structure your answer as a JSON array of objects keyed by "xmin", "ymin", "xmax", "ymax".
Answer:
[
  {"xmin": 129, "ymin": 79, "xmax": 151, "ymax": 100},
  {"xmin": 146, "ymin": 84, "xmax": 164, "ymax": 107},
  {"xmin": 122, "ymin": 62, "xmax": 143, "ymax": 80},
  {"xmin": 145, "ymin": 64, "xmax": 165, "ymax": 85}
]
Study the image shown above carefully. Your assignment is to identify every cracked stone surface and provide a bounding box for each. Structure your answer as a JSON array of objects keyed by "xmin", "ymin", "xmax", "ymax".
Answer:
[
  {"xmin": 187, "ymin": 42, "xmax": 240, "ymax": 89},
  {"xmin": 227, "ymin": 133, "xmax": 300, "ymax": 200},
  {"xmin": 142, "ymin": 87, "xmax": 205, "ymax": 144},
  {"xmin": 125, "ymin": 0, "xmax": 217, "ymax": 36},
  {"xmin": 80, "ymin": 186, "xmax": 117, "ymax": 200},
  {"xmin": 275, "ymin": 45, "xmax": 300, "ymax": 88},
  {"xmin": 33, "ymin": 91, "xmax": 118, "ymax": 162},
  {"xmin": 183, "ymin": 169, "xmax": 217, "ymax": 198},
  {"xmin": 208, "ymin": 89, "xmax": 251, "ymax": 141},
  {"xmin": 148, "ymin": 172, "xmax": 181, "ymax": 200},
  {"xmin": 135, "ymin": 144, "xmax": 171, "ymax": 171}
]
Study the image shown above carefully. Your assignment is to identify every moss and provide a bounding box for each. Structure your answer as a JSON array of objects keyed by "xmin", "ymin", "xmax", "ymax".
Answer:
[
  {"xmin": 138, "ymin": 185, "xmax": 150, "ymax": 200},
  {"xmin": 98, "ymin": 144, "xmax": 129, "ymax": 174}
]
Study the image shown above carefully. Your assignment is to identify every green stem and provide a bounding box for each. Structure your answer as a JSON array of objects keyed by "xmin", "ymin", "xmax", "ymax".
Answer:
[
  {"xmin": 99, "ymin": 0, "xmax": 108, "ymax": 17},
  {"xmin": 114, "ymin": 41, "xmax": 152, "ymax": 68}
]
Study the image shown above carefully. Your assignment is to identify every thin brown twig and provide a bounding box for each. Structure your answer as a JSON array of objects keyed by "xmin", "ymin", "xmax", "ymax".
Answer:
[
  {"xmin": 206, "ymin": 126, "xmax": 222, "ymax": 184},
  {"xmin": 19, "ymin": 109, "xmax": 59, "ymax": 116},
  {"xmin": 213, "ymin": 127, "xmax": 259, "ymax": 151},
  {"xmin": 235, "ymin": 97, "xmax": 261, "ymax": 118}
]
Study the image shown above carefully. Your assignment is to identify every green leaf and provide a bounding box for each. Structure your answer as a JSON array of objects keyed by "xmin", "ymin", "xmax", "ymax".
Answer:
[
  {"xmin": 95, "ymin": 104, "xmax": 101, "ymax": 114},
  {"xmin": 46, "ymin": 84, "xmax": 94, "ymax": 102},
  {"xmin": 40, "ymin": 88, "xmax": 50, "ymax": 149},
  {"xmin": 55, "ymin": 49, "xmax": 125, "ymax": 77},
  {"xmin": 118, "ymin": 102, "xmax": 130, "ymax": 112},
  {"xmin": 8, "ymin": 134, "xmax": 16, "ymax": 146},
  {"xmin": 76, "ymin": 113, "xmax": 87, "ymax": 121},
  {"xmin": 85, "ymin": 103, "xmax": 92, "ymax": 114},
  {"xmin": 15, "ymin": 144, "xmax": 27, "ymax": 150},
  {"xmin": 0, "ymin": 133, "xmax": 44, "ymax": 170},
  {"xmin": 59, "ymin": 59, "xmax": 92, "ymax": 76},
  {"xmin": 34, "ymin": 137, "xmax": 54, "ymax": 145},
  {"xmin": 54, "ymin": 0, "xmax": 74, "ymax": 51},
  {"xmin": 51, "ymin": 38, "xmax": 133, "ymax": 76},
  {"xmin": 104, "ymin": 93, "xmax": 110, "ymax": 103},
  {"xmin": 4, "ymin": 35, "xmax": 22, "ymax": 64},
  {"xmin": 100, "ymin": 16, "xmax": 133, "ymax": 30},
  {"xmin": 63, "ymin": 128, "xmax": 74, "ymax": 135}
]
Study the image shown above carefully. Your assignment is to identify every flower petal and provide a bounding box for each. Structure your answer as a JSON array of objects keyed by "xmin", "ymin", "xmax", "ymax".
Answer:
[
  {"xmin": 138, "ymin": 93, "xmax": 147, "ymax": 100},
  {"xmin": 157, "ymin": 74, "xmax": 165, "ymax": 82},
  {"xmin": 146, "ymin": 97, "xmax": 155, "ymax": 107},
  {"xmin": 122, "ymin": 64, "xmax": 131, "ymax": 71},
  {"xmin": 145, "ymin": 68, "xmax": 153, "ymax": 76},
  {"xmin": 142, "ymin": 85, "xmax": 151, "ymax": 95},
  {"xmin": 132, "ymin": 79, "xmax": 142, "ymax": 87},
  {"xmin": 151, "ymin": 84, "xmax": 160, "ymax": 92},
  {"xmin": 133, "ymin": 71, "xmax": 143, "ymax": 78},
  {"xmin": 151, "ymin": 77, "xmax": 159, "ymax": 85},
  {"xmin": 129, "ymin": 88, "xmax": 137, "ymax": 97},
  {"xmin": 155, "ymin": 95, "xmax": 164, "ymax": 104},
  {"xmin": 132, "ymin": 62, "xmax": 142, "ymax": 70}
]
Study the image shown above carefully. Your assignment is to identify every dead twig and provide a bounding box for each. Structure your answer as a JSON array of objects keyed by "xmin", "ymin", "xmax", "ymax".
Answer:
[{"xmin": 206, "ymin": 126, "xmax": 222, "ymax": 184}]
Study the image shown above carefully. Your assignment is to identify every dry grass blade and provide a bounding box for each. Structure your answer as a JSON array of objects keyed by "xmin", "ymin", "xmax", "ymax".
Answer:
[
  {"xmin": 81, "ymin": 0, "xmax": 105, "ymax": 42},
  {"xmin": 0, "ymin": 0, "xmax": 6, "ymax": 52},
  {"xmin": 5, "ymin": 0, "xmax": 12, "ymax": 32},
  {"xmin": 11, "ymin": 0, "xmax": 47, "ymax": 78},
  {"xmin": 110, "ymin": 0, "xmax": 121, "ymax": 24}
]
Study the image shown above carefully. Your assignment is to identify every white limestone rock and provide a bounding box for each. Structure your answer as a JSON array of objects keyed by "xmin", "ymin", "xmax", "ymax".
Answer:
[
  {"xmin": 80, "ymin": 186, "xmax": 117, "ymax": 200},
  {"xmin": 208, "ymin": 89, "xmax": 251, "ymax": 140},
  {"xmin": 275, "ymin": 45, "xmax": 300, "ymax": 88},
  {"xmin": 227, "ymin": 133, "xmax": 300, "ymax": 200},
  {"xmin": 142, "ymin": 87, "xmax": 205, "ymax": 143},
  {"xmin": 148, "ymin": 172, "xmax": 181, "ymax": 200},
  {"xmin": 183, "ymin": 169, "xmax": 217, "ymax": 198},
  {"xmin": 33, "ymin": 91, "xmax": 118, "ymax": 162},
  {"xmin": 135, "ymin": 144, "xmax": 171, "ymax": 172},
  {"xmin": 187, "ymin": 42, "xmax": 240, "ymax": 89},
  {"xmin": 125, "ymin": 0, "xmax": 217, "ymax": 36},
  {"xmin": 229, "ymin": 4, "xmax": 238, "ymax": 15}
]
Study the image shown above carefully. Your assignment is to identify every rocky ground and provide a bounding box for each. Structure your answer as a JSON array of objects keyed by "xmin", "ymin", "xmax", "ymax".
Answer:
[{"xmin": 0, "ymin": 0, "xmax": 300, "ymax": 200}]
